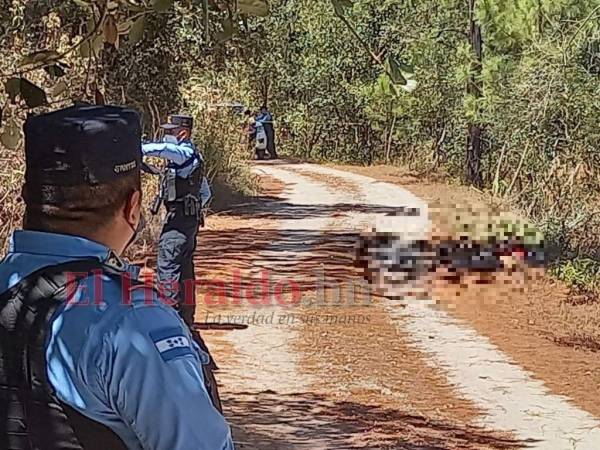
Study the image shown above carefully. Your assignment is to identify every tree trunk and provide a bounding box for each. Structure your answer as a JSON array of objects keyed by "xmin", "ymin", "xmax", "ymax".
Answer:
[
  {"xmin": 537, "ymin": 0, "xmax": 544, "ymax": 35},
  {"xmin": 385, "ymin": 116, "xmax": 397, "ymax": 164},
  {"xmin": 466, "ymin": 0, "xmax": 484, "ymax": 188},
  {"xmin": 261, "ymin": 76, "xmax": 269, "ymax": 107},
  {"xmin": 367, "ymin": 125, "xmax": 373, "ymax": 165},
  {"xmin": 307, "ymin": 124, "xmax": 323, "ymax": 157}
]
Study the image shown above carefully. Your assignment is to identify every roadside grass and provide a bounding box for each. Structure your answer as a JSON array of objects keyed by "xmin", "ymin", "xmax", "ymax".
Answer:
[
  {"xmin": 548, "ymin": 258, "xmax": 600, "ymax": 297},
  {"xmin": 0, "ymin": 153, "xmax": 24, "ymax": 254}
]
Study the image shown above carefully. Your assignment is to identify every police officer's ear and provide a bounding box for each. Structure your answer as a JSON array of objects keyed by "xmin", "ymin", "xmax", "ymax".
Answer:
[
  {"xmin": 177, "ymin": 128, "xmax": 191, "ymax": 141},
  {"xmin": 123, "ymin": 188, "xmax": 142, "ymax": 229}
]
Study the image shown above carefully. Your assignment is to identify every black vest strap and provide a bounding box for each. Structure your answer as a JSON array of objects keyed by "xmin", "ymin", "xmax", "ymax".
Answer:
[{"xmin": 0, "ymin": 259, "xmax": 130, "ymax": 450}]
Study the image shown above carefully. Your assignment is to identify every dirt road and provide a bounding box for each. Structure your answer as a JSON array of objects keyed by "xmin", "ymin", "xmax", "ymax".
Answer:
[{"xmin": 196, "ymin": 161, "xmax": 600, "ymax": 450}]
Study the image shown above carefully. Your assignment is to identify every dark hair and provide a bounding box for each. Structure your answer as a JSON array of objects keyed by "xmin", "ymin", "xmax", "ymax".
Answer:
[{"xmin": 23, "ymin": 172, "xmax": 141, "ymax": 235}]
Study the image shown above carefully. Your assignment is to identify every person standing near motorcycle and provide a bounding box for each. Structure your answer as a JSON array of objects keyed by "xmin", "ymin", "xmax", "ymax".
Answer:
[
  {"xmin": 257, "ymin": 105, "xmax": 278, "ymax": 159},
  {"xmin": 0, "ymin": 105, "xmax": 233, "ymax": 449},
  {"xmin": 142, "ymin": 114, "xmax": 211, "ymax": 326}
]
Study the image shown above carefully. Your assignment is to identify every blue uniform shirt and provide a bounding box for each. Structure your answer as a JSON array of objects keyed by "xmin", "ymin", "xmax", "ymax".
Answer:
[
  {"xmin": 256, "ymin": 112, "xmax": 273, "ymax": 125},
  {"xmin": 0, "ymin": 230, "xmax": 234, "ymax": 450},
  {"xmin": 142, "ymin": 139, "xmax": 212, "ymax": 207}
]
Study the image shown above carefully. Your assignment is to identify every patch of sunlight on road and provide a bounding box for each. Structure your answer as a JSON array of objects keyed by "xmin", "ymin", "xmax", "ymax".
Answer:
[{"xmin": 217, "ymin": 166, "xmax": 341, "ymax": 394}]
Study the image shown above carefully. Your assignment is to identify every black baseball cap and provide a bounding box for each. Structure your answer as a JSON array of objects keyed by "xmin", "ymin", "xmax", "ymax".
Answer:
[
  {"xmin": 160, "ymin": 114, "xmax": 193, "ymax": 130},
  {"xmin": 24, "ymin": 105, "xmax": 142, "ymax": 187}
]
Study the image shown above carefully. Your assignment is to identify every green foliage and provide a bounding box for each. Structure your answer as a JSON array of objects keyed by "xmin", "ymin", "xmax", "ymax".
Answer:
[
  {"xmin": 331, "ymin": 0, "xmax": 353, "ymax": 16},
  {"xmin": 128, "ymin": 16, "xmax": 146, "ymax": 45},
  {"xmin": 1, "ymin": 0, "xmax": 600, "ymax": 277},
  {"xmin": 152, "ymin": 0, "xmax": 175, "ymax": 13},
  {"xmin": 550, "ymin": 257, "xmax": 600, "ymax": 292},
  {"xmin": 238, "ymin": 0, "xmax": 270, "ymax": 17},
  {"xmin": 0, "ymin": 0, "xmax": 272, "ymax": 125},
  {"xmin": 222, "ymin": 0, "xmax": 600, "ymax": 276}
]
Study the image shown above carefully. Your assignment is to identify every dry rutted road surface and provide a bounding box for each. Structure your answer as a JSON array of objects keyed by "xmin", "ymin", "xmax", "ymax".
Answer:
[{"xmin": 197, "ymin": 161, "xmax": 600, "ymax": 450}]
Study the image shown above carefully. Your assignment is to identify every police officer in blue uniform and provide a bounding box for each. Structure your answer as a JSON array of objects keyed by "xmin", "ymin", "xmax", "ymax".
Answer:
[
  {"xmin": 142, "ymin": 115, "xmax": 210, "ymax": 327},
  {"xmin": 0, "ymin": 105, "xmax": 234, "ymax": 450},
  {"xmin": 256, "ymin": 105, "xmax": 277, "ymax": 159}
]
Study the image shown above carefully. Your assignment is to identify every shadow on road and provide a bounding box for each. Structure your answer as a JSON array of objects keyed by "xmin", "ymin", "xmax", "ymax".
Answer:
[
  {"xmin": 225, "ymin": 391, "xmax": 531, "ymax": 450},
  {"xmin": 184, "ymin": 228, "xmax": 367, "ymax": 305},
  {"xmin": 188, "ymin": 182, "xmax": 423, "ymax": 298},
  {"xmin": 223, "ymin": 200, "xmax": 420, "ymax": 222}
]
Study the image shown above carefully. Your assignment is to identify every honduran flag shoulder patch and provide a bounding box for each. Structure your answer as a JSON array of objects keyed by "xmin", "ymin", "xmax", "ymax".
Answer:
[{"xmin": 149, "ymin": 327, "xmax": 193, "ymax": 362}]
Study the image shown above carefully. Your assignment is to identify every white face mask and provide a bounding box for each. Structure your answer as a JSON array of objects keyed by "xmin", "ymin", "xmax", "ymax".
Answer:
[{"xmin": 163, "ymin": 134, "xmax": 178, "ymax": 144}]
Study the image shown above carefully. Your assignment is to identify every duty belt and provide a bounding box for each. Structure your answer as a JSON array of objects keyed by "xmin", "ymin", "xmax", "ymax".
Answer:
[{"xmin": 166, "ymin": 194, "xmax": 201, "ymax": 217}]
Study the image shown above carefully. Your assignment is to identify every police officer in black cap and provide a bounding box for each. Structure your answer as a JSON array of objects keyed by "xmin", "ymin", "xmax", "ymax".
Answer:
[
  {"xmin": 0, "ymin": 105, "xmax": 233, "ymax": 449},
  {"xmin": 142, "ymin": 114, "xmax": 211, "ymax": 326}
]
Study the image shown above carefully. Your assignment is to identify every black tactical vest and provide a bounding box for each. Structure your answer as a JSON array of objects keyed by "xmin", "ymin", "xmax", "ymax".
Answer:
[
  {"xmin": 165, "ymin": 153, "xmax": 204, "ymax": 203},
  {"xmin": 0, "ymin": 260, "xmax": 130, "ymax": 450},
  {"xmin": 175, "ymin": 163, "xmax": 203, "ymax": 199}
]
